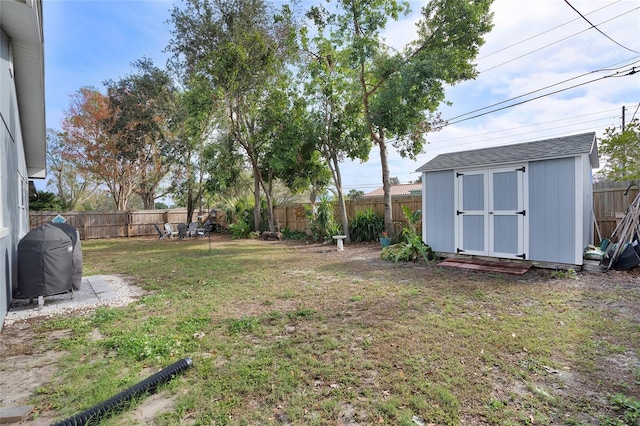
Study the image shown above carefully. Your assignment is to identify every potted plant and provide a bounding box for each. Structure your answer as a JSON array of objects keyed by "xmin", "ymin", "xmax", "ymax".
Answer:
[{"xmin": 379, "ymin": 231, "xmax": 391, "ymax": 247}]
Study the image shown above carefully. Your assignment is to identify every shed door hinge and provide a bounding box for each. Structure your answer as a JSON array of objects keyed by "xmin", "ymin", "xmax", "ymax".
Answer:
[
  {"xmin": 457, "ymin": 248, "xmax": 465, "ymax": 254},
  {"xmin": 515, "ymin": 253, "xmax": 526, "ymax": 259},
  {"xmin": 456, "ymin": 210, "xmax": 465, "ymax": 215},
  {"xmin": 456, "ymin": 172, "xmax": 464, "ymax": 177},
  {"xmin": 516, "ymin": 210, "xmax": 526, "ymax": 216},
  {"xmin": 515, "ymin": 166, "xmax": 526, "ymax": 172}
]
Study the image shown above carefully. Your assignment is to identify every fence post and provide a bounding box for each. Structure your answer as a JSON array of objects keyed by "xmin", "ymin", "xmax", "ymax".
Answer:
[{"xmin": 82, "ymin": 212, "xmax": 88, "ymax": 240}]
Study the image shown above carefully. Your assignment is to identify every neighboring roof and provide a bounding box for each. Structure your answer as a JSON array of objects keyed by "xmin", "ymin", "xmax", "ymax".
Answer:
[
  {"xmin": 364, "ymin": 183, "xmax": 422, "ymax": 197},
  {"xmin": 417, "ymin": 132, "xmax": 599, "ymax": 173},
  {"xmin": 2, "ymin": 0, "xmax": 46, "ymax": 179}
]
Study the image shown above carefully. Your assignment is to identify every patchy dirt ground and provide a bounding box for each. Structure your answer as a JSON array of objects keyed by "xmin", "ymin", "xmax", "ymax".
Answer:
[{"xmin": 0, "ymin": 242, "xmax": 638, "ymax": 425}]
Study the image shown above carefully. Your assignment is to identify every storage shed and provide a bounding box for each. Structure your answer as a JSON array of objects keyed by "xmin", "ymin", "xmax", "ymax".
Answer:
[{"xmin": 416, "ymin": 132, "xmax": 599, "ymax": 267}]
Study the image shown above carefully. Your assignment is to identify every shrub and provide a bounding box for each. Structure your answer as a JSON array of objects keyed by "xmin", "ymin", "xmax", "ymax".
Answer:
[
  {"xmin": 281, "ymin": 228, "xmax": 309, "ymax": 241},
  {"xmin": 381, "ymin": 206, "xmax": 435, "ymax": 263},
  {"xmin": 308, "ymin": 194, "xmax": 339, "ymax": 242},
  {"xmin": 349, "ymin": 207, "xmax": 384, "ymax": 242},
  {"xmin": 229, "ymin": 219, "xmax": 250, "ymax": 239}
]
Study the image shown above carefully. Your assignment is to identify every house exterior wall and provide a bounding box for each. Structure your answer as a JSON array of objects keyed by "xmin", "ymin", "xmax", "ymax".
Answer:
[
  {"xmin": 0, "ymin": 27, "xmax": 30, "ymax": 330},
  {"xmin": 528, "ymin": 157, "xmax": 576, "ymax": 264},
  {"xmin": 423, "ymin": 170, "xmax": 455, "ymax": 253}
]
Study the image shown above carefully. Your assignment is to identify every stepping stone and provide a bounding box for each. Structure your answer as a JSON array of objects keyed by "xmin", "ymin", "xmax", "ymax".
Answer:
[{"xmin": 0, "ymin": 405, "xmax": 34, "ymax": 423}]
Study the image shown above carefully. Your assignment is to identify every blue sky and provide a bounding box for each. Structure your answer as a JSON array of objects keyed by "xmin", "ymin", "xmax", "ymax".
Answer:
[{"xmin": 42, "ymin": 0, "xmax": 640, "ymax": 194}]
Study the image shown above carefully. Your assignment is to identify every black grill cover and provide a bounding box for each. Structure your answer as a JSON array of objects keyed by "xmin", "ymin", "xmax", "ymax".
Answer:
[
  {"xmin": 50, "ymin": 222, "xmax": 83, "ymax": 290},
  {"xmin": 17, "ymin": 223, "xmax": 74, "ymax": 298}
]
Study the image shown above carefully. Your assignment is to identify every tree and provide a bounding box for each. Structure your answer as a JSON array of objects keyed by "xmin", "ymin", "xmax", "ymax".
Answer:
[
  {"xmin": 167, "ymin": 0, "xmax": 299, "ymax": 231},
  {"xmin": 599, "ymin": 119, "xmax": 640, "ymax": 181},
  {"xmin": 169, "ymin": 75, "xmax": 220, "ymax": 224},
  {"xmin": 46, "ymin": 128, "xmax": 97, "ymax": 211},
  {"xmin": 347, "ymin": 189, "xmax": 364, "ymax": 199},
  {"xmin": 300, "ymin": 28, "xmax": 370, "ymax": 242},
  {"xmin": 62, "ymin": 87, "xmax": 137, "ymax": 210},
  {"xmin": 326, "ymin": 0, "xmax": 493, "ymax": 236},
  {"xmin": 258, "ymin": 84, "xmax": 332, "ymax": 230},
  {"xmin": 104, "ymin": 58, "xmax": 180, "ymax": 210},
  {"xmin": 29, "ymin": 191, "xmax": 63, "ymax": 211}
]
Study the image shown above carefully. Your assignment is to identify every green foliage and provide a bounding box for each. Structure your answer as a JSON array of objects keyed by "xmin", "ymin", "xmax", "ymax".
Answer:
[
  {"xmin": 227, "ymin": 316, "xmax": 260, "ymax": 334},
  {"xmin": 29, "ymin": 191, "xmax": 64, "ymax": 211},
  {"xmin": 347, "ymin": 189, "xmax": 365, "ymax": 199},
  {"xmin": 101, "ymin": 331, "xmax": 181, "ymax": 362},
  {"xmin": 229, "ymin": 219, "xmax": 250, "ymax": 239},
  {"xmin": 598, "ymin": 119, "xmax": 640, "ymax": 181},
  {"xmin": 219, "ymin": 195, "xmax": 254, "ymax": 226},
  {"xmin": 604, "ymin": 393, "xmax": 640, "ymax": 425},
  {"xmin": 381, "ymin": 206, "xmax": 435, "ymax": 263},
  {"xmin": 308, "ymin": 194, "xmax": 340, "ymax": 242},
  {"xmin": 281, "ymin": 228, "xmax": 309, "ymax": 241},
  {"xmin": 551, "ymin": 269, "xmax": 578, "ymax": 280},
  {"xmin": 349, "ymin": 207, "xmax": 384, "ymax": 242}
]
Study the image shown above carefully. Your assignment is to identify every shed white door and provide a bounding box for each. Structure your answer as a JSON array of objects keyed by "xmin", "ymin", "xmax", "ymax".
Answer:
[
  {"xmin": 456, "ymin": 166, "xmax": 526, "ymax": 259},
  {"xmin": 488, "ymin": 168, "xmax": 525, "ymax": 259}
]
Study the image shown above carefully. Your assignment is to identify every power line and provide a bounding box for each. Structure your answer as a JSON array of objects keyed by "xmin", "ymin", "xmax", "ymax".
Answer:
[
  {"xmin": 433, "ymin": 107, "xmax": 623, "ymax": 143},
  {"xmin": 478, "ymin": 0, "xmax": 621, "ymax": 60},
  {"xmin": 564, "ymin": 0, "xmax": 640, "ymax": 53},
  {"xmin": 445, "ymin": 66, "xmax": 638, "ymax": 126},
  {"xmin": 630, "ymin": 102, "xmax": 640, "ymax": 122},
  {"xmin": 478, "ymin": 8, "xmax": 640, "ymax": 73},
  {"xmin": 448, "ymin": 57, "xmax": 640, "ymax": 122}
]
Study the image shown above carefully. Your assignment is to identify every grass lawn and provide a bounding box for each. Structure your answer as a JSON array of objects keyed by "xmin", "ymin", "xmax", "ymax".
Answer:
[{"xmin": 2, "ymin": 235, "xmax": 639, "ymax": 425}]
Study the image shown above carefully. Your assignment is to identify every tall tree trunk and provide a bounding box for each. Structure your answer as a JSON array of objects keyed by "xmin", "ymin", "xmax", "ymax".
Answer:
[
  {"xmin": 265, "ymin": 177, "xmax": 275, "ymax": 232},
  {"xmin": 252, "ymin": 163, "xmax": 262, "ymax": 231},
  {"xmin": 377, "ymin": 136, "xmax": 393, "ymax": 236},
  {"xmin": 328, "ymin": 153, "xmax": 350, "ymax": 242}
]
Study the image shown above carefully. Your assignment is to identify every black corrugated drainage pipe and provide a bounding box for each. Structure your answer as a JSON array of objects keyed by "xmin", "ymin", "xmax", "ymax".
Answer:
[{"xmin": 51, "ymin": 357, "xmax": 193, "ymax": 426}]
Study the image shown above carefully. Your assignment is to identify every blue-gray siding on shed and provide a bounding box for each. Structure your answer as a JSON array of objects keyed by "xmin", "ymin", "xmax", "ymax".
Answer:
[
  {"xmin": 528, "ymin": 158, "xmax": 576, "ymax": 264},
  {"xmin": 424, "ymin": 170, "xmax": 455, "ymax": 253}
]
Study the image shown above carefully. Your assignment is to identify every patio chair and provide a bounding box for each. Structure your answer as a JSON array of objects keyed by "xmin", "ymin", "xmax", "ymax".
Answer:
[
  {"xmin": 164, "ymin": 223, "xmax": 178, "ymax": 239},
  {"xmin": 188, "ymin": 222, "xmax": 197, "ymax": 238},
  {"xmin": 177, "ymin": 223, "xmax": 189, "ymax": 239},
  {"xmin": 154, "ymin": 223, "xmax": 169, "ymax": 240}
]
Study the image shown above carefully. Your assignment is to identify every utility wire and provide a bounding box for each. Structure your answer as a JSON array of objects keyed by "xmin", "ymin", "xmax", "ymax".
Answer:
[
  {"xmin": 564, "ymin": 0, "xmax": 640, "ymax": 53},
  {"xmin": 434, "ymin": 107, "xmax": 623, "ymax": 143},
  {"xmin": 478, "ymin": 8, "xmax": 640, "ymax": 73},
  {"xmin": 446, "ymin": 58, "xmax": 640, "ymax": 122},
  {"xmin": 445, "ymin": 67, "xmax": 637, "ymax": 126},
  {"xmin": 631, "ymin": 102, "xmax": 640, "ymax": 122},
  {"xmin": 479, "ymin": 0, "xmax": 621, "ymax": 60}
]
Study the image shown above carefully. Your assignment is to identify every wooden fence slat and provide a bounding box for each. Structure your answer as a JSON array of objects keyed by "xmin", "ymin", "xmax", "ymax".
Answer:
[{"xmin": 28, "ymin": 182, "xmax": 631, "ymax": 242}]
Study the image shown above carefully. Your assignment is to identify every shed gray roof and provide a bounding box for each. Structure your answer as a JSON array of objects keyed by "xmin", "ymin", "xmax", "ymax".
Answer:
[{"xmin": 417, "ymin": 132, "xmax": 598, "ymax": 173}]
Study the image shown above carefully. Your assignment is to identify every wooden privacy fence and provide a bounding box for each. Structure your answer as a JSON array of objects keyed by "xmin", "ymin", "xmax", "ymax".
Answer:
[
  {"xmin": 273, "ymin": 195, "xmax": 422, "ymax": 235},
  {"xmin": 29, "ymin": 197, "xmax": 423, "ymax": 240},
  {"xmin": 29, "ymin": 182, "xmax": 633, "ymax": 242},
  {"xmin": 593, "ymin": 180, "xmax": 639, "ymax": 243},
  {"xmin": 29, "ymin": 209, "xmax": 226, "ymax": 240}
]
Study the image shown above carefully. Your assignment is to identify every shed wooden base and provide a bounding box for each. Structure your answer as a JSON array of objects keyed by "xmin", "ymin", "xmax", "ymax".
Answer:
[{"xmin": 438, "ymin": 257, "xmax": 531, "ymax": 275}]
